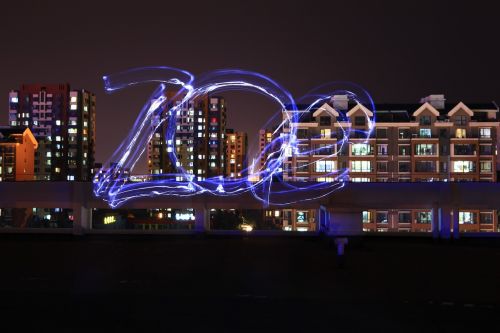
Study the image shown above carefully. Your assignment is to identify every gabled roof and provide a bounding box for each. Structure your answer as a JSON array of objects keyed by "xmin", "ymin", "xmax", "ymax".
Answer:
[
  {"xmin": 412, "ymin": 102, "xmax": 440, "ymax": 117},
  {"xmin": 346, "ymin": 103, "xmax": 373, "ymax": 117},
  {"xmin": 447, "ymin": 102, "xmax": 474, "ymax": 117},
  {"xmin": 312, "ymin": 103, "xmax": 339, "ymax": 117},
  {"xmin": 22, "ymin": 128, "xmax": 38, "ymax": 149}
]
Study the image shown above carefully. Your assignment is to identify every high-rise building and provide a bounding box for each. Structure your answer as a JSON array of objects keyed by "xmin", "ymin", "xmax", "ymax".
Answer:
[
  {"xmin": 260, "ymin": 94, "xmax": 500, "ymax": 232},
  {"xmin": 0, "ymin": 127, "xmax": 38, "ymax": 181},
  {"xmin": 258, "ymin": 129, "xmax": 274, "ymax": 173},
  {"xmin": 225, "ymin": 129, "xmax": 248, "ymax": 179},
  {"xmin": 148, "ymin": 92, "xmax": 227, "ymax": 180},
  {"xmin": 8, "ymin": 84, "xmax": 96, "ymax": 181}
]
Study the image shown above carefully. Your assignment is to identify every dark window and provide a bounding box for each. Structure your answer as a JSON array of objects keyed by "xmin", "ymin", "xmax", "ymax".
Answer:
[
  {"xmin": 398, "ymin": 145, "xmax": 411, "ymax": 156},
  {"xmin": 376, "ymin": 212, "xmax": 388, "ymax": 224},
  {"xmin": 398, "ymin": 128, "xmax": 411, "ymax": 139},
  {"xmin": 354, "ymin": 116, "xmax": 366, "ymax": 126},
  {"xmin": 419, "ymin": 116, "xmax": 431, "ymax": 125},
  {"xmin": 398, "ymin": 212, "xmax": 411, "ymax": 223},
  {"xmin": 297, "ymin": 129, "xmax": 308, "ymax": 139},
  {"xmin": 315, "ymin": 144, "xmax": 333, "ymax": 155},
  {"xmin": 399, "ymin": 162, "xmax": 411, "ymax": 172},
  {"xmin": 454, "ymin": 144, "xmax": 475, "ymax": 155},
  {"xmin": 479, "ymin": 213, "xmax": 493, "ymax": 224},
  {"xmin": 377, "ymin": 162, "xmax": 388, "ymax": 172},
  {"xmin": 296, "ymin": 162, "xmax": 309, "ymax": 172},
  {"xmin": 480, "ymin": 145, "xmax": 492, "ymax": 155},
  {"xmin": 319, "ymin": 116, "xmax": 331, "ymax": 126},
  {"xmin": 376, "ymin": 128, "xmax": 387, "ymax": 138},
  {"xmin": 415, "ymin": 161, "xmax": 436, "ymax": 173},
  {"xmin": 455, "ymin": 115, "xmax": 467, "ymax": 126}
]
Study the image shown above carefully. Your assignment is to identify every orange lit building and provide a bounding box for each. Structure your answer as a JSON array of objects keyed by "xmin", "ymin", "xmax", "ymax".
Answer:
[{"xmin": 0, "ymin": 127, "xmax": 38, "ymax": 181}]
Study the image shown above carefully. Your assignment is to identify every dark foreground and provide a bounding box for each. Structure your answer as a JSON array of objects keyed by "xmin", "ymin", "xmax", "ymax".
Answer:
[{"xmin": 0, "ymin": 234, "xmax": 499, "ymax": 332}]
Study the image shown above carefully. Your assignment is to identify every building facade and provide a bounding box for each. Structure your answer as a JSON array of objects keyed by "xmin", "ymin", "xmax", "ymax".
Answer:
[
  {"xmin": 225, "ymin": 129, "xmax": 248, "ymax": 179},
  {"xmin": 8, "ymin": 84, "xmax": 96, "ymax": 181},
  {"xmin": 262, "ymin": 94, "xmax": 499, "ymax": 232},
  {"xmin": 0, "ymin": 127, "xmax": 38, "ymax": 181},
  {"xmin": 148, "ymin": 92, "xmax": 227, "ymax": 180}
]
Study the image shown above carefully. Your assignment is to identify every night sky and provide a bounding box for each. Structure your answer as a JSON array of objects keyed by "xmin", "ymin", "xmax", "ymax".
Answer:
[{"xmin": 1, "ymin": 1, "xmax": 499, "ymax": 173}]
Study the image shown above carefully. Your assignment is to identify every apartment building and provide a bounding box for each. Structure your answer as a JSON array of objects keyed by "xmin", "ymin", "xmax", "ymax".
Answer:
[
  {"xmin": 8, "ymin": 84, "xmax": 96, "ymax": 181},
  {"xmin": 225, "ymin": 129, "xmax": 248, "ymax": 179},
  {"xmin": 148, "ymin": 92, "xmax": 227, "ymax": 180},
  {"xmin": 263, "ymin": 94, "xmax": 499, "ymax": 232}
]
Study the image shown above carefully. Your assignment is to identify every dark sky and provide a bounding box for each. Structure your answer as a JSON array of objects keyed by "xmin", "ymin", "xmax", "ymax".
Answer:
[{"xmin": 1, "ymin": 0, "xmax": 499, "ymax": 173}]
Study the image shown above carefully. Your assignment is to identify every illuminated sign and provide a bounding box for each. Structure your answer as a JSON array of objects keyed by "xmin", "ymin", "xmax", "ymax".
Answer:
[
  {"xmin": 104, "ymin": 216, "xmax": 116, "ymax": 224},
  {"xmin": 175, "ymin": 213, "xmax": 195, "ymax": 221}
]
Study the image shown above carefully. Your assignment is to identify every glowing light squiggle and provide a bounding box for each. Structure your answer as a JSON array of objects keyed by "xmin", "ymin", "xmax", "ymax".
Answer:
[{"xmin": 93, "ymin": 67, "xmax": 375, "ymax": 208}]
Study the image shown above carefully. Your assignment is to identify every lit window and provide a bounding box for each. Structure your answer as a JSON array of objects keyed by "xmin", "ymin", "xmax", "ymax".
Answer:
[
  {"xmin": 351, "ymin": 143, "xmax": 372, "ymax": 156},
  {"xmin": 351, "ymin": 177, "xmax": 370, "ymax": 182},
  {"xmin": 55, "ymin": 167, "xmax": 61, "ymax": 173},
  {"xmin": 315, "ymin": 160, "xmax": 335, "ymax": 173},
  {"xmin": 317, "ymin": 177, "xmax": 334, "ymax": 182},
  {"xmin": 56, "ymin": 120, "xmax": 61, "ymax": 126},
  {"xmin": 419, "ymin": 128, "xmax": 431, "ymax": 138},
  {"xmin": 70, "ymin": 96, "xmax": 77, "ymax": 103},
  {"xmin": 480, "ymin": 161, "xmax": 492, "ymax": 173},
  {"xmin": 415, "ymin": 144, "xmax": 437, "ymax": 156},
  {"xmin": 416, "ymin": 211, "xmax": 432, "ymax": 224},
  {"xmin": 455, "ymin": 128, "xmax": 466, "ymax": 138},
  {"xmin": 362, "ymin": 211, "xmax": 372, "ymax": 223},
  {"xmin": 459, "ymin": 212, "xmax": 474, "ymax": 224},
  {"xmin": 480, "ymin": 128, "xmax": 491, "ymax": 139},
  {"xmin": 453, "ymin": 161, "xmax": 475, "ymax": 173},
  {"xmin": 350, "ymin": 160, "xmax": 371, "ymax": 172},
  {"xmin": 10, "ymin": 97, "xmax": 18, "ymax": 103},
  {"xmin": 55, "ymin": 136, "xmax": 61, "ymax": 141},
  {"xmin": 320, "ymin": 129, "xmax": 331, "ymax": 138},
  {"xmin": 70, "ymin": 104, "xmax": 77, "ymax": 110}
]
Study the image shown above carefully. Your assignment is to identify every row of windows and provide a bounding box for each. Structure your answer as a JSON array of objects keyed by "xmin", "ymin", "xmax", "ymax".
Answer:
[
  {"xmin": 297, "ymin": 127, "xmax": 493, "ymax": 139},
  {"xmin": 363, "ymin": 210, "xmax": 494, "ymax": 224},
  {"xmin": 293, "ymin": 160, "xmax": 493, "ymax": 174}
]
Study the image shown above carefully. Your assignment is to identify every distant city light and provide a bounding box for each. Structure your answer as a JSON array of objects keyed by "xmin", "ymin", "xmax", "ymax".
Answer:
[{"xmin": 240, "ymin": 223, "xmax": 253, "ymax": 232}]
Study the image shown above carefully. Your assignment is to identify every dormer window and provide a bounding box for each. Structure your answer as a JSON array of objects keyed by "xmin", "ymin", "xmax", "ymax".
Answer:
[
  {"xmin": 455, "ymin": 115, "xmax": 467, "ymax": 126},
  {"xmin": 319, "ymin": 116, "xmax": 331, "ymax": 126},
  {"xmin": 419, "ymin": 115, "xmax": 431, "ymax": 126},
  {"xmin": 354, "ymin": 116, "xmax": 366, "ymax": 126}
]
